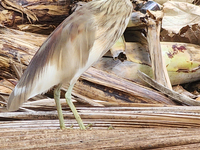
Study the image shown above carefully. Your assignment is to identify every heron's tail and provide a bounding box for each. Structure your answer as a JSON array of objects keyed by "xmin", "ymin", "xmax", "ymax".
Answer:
[
  {"xmin": 7, "ymin": 86, "xmax": 29, "ymax": 111},
  {"xmin": 7, "ymin": 64, "xmax": 62, "ymax": 111}
]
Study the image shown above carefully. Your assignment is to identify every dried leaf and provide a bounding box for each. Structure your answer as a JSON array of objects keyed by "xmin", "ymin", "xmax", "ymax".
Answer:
[
  {"xmin": 162, "ymin": 2, "xmax": 200, "ymax": 34},
  {"xmin": 154, "ymin": 0, "xmax": 194, "ymax": 5}
]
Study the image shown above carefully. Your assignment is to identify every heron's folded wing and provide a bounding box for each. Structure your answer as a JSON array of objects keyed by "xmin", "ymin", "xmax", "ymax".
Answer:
[{"xmin": 7, "ymin": 6, "xmax": 96, "ymax": 111}]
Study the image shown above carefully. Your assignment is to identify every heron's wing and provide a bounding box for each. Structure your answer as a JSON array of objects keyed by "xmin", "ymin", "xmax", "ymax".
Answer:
[{"xmin": 7, "ymin": 6, "xmax": 96, "ymax": 111}]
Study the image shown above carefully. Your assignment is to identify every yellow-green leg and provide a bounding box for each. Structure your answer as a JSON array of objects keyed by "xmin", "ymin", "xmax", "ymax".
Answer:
[
  {"xmin": 54, "ymin": 84, "xmax": 66, "ymax": 130},
  {"xmin": 65, "ymin": 83, "xmax": 85, "ymax": 130}
]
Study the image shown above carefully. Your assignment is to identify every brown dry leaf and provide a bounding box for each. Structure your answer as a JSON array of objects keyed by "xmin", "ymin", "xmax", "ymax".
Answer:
[
  {"xmin": 180, "ymin": 24, "xmax": 200, "ymax": 45},
  {"xmin": 161, "ymin": 1, "xmax": 200, "ymax": 44},
  {"xmin": 154, "ymin": 0, "xmax": 194, "ymax": 5},
  {"xmin": 0, "ymin": 79, "xmax": 14, "ymax": 94},
  {"xmin": 17, "ymin": 24, "xmax": 56, "ymax": 35},
  {"xmin": 162, "ymin": 2, "xmax": 200, "ymax": 34},
  {"xmin": 161, "ymin": 23, "xmax": 200, "ymax": 45}
]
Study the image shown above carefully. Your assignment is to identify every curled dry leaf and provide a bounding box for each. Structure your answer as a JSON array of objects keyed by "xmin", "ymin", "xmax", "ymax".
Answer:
[
  {"xmin": 154, "ymin": 0, "xmax": 194, "ymax": 5},
  {"xmin": 0, "ymin": 0, "xmax": 71, "ymax": 33},
  {"xmin": 161, "ymin": 24, "xmax": 200, "ymax": 45},
  {"xmin": 162, "ymin": 1, "xmax": 200, "ymax": 33},
  {"xmin": 1, "ymin": 0, "xmax": 39, "ymax": 23},
  {"xmin": 161, "ymin": 1, "xmax": 200, "ymax": 44}
]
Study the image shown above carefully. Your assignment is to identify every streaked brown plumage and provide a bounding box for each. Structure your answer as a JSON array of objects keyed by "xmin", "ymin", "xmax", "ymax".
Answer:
[{"xmin": 7, "ymin": 0, "xmax": 133, "ymax": 129}]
